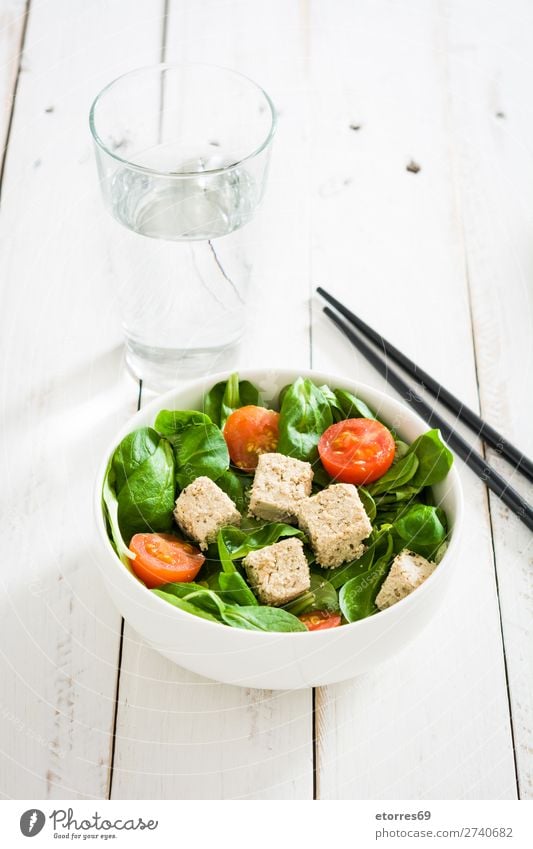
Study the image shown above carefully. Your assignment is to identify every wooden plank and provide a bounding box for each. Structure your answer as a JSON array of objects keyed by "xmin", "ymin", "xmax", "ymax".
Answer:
[
  {"xmin": 308, "ymin": 0, "xmax": 517, "ymax": 799},
  {"xmin": 109, "ymin": 0, "xmax": 314, "ymax": 800},
  {"xmin": 0, "ymin": 0, "xmax": 26, "ymax": 166},
  {"xmin": 0, "ymin": 0, "xmax": 165, "ymax": 799},
  {"xmin": 447, "ymin": 0, "xmax": 533, "ymax": 798},
  {"xmin": 111, "ymin": 646, "xmax": 313, "ymax": 799}
]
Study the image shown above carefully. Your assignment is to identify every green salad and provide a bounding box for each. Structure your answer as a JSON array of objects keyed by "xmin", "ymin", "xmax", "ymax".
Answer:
[{"xmin": 102, "ymin": 374, "xmax": 453, "ymax": 633}]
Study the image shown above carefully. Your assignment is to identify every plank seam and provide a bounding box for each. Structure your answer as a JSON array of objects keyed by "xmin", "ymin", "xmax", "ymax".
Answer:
[
  {"xmin": 107, "ymin": 0, "xmax": 168, "ymax": 799},
  {"xmin": 0, "ymin": 0, "xmax": 31, "ymax": 196},
  {"xmin": 107, "ymin": 379, "xmax": 143, "ymax": 799},
  {"xmin": 462, "ymin": 251, "xmax": 521, "ymax": 800},
  {"xmin": 107, "ymin": 616, "xmax": 125, "ymax": 798},
  {"xmin": 312, "ymin": 687, "xmax": 317, "ymax": 799},
  {"xmin": 160, "ymin": 0, "xmax": 170, "ymax": 63},
  {"xmin": 309, "ymin": 277, "xmax": 317, "ymax": 799},
  {"xmin": 442, "ymin": 15, "xmax": 521, "ymax": 795}
]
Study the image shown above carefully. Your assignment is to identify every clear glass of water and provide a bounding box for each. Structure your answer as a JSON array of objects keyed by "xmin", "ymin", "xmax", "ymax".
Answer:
[{"xmin": 89, "ymin": 64, "xmax": 276, "ymax": 386}]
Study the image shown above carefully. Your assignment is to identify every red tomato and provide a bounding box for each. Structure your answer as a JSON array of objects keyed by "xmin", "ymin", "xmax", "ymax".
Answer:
[
  {"xmin": 223, "ymin": 405, "xmax": 280, "ymax": 471},
  {"xmin": 318, "ymin": 418, "xmax": 395, "ymax": 484},
  {"xmin": 129, "ymin": 533, "xmax": 205, "ymax": 589},
  {"xmin": 299, "ymin": 610, "xmax": 342, "ymax": 631}
]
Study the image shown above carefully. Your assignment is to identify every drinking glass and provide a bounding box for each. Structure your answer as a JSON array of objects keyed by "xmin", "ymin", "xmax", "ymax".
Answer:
[{"xmin": 89, "ymin": 64, "xmax": 276, "ymax": 385}]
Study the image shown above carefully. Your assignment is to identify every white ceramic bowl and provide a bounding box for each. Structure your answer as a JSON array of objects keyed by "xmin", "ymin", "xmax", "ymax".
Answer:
[{"xmin": 94, "ymin": 368, "xmax": 463, "ymax": 689}]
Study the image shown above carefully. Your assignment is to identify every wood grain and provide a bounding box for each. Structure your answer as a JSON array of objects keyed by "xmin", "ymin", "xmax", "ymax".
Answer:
[
  {"xmin": 0, "ymin": 0, "xmax": 530, "ymax": 801},
  {"xmin": 308, "ymin": 0, "xmax": 517, "ymax": 799},
  {"xmin": 109, "ymin": 0, "xmax": 315, "ymax": 800},
  {"xmin": 0, "ymin": 0, "xmax": 26, "ymax": 168},
  {"xmin": 0, "ymin": 0, "xmax": 165, "ymax": 799},
  {"xmin": 448, "ymin": 0, "xmax": 533, "ymax": 797}
]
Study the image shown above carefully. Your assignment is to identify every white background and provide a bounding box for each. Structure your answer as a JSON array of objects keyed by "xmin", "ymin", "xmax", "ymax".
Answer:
[{"xmin": 0, "ymin": 0, "xmax": 532, "ymax": 800}]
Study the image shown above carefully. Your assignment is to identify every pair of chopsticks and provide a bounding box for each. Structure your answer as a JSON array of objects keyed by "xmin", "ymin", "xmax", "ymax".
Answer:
[{"xmin": 317, "ymin": 287, "xmax": 533, "ymax": 532}]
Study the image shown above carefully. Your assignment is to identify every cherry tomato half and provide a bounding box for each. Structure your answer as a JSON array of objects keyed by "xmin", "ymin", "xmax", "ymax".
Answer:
[
  {"xmin": 223, "ymin": 405, "xmax": 280, "ymax": 471},
  {"xmin": 318, "ymin": 418, "xmax": 395, "ymax": 485},
  {"xmin": 129, "ymin": 533, "xmax": 205, "ymax": 589},
  {"xmin": 299, "ymin": 610, "xmax": 342, "ymax": 631}
]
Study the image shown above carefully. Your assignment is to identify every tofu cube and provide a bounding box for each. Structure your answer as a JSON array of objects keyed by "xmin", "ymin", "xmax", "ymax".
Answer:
[
  {"xmin": 296, "ymin": 483, "xmax": 372, "ymax": 568},
  {"xmin": 375, "ymin": 549, "xmax": 436, "ymax": 610},
  {"xmin": 248, "ymin": 452, "xmax": 314, "ymax": 523},
  {"xmin": 174, "ymin": 476, "xmax": 241, "ymax": 550},
  {"xmin": 243, "ymin": 537, "xmax": 310, "ymax": 606}
]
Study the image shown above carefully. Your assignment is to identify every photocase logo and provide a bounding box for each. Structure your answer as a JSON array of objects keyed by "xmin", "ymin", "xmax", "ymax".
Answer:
[{"xmin": 20, "ymin": 809, "xmax": 45, "ymax": 837}]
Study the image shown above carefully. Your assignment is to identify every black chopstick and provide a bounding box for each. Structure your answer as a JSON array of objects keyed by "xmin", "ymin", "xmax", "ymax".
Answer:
[
  {"xmin": 323, "ymin": 305, "xmax": 533, "ymax": 533},
  {"xmin": 317, "ymin": 286, "xmax": 533, "ymax": 484}
]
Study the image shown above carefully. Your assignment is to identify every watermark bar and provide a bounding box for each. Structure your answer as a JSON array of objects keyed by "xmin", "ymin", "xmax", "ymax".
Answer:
[{"xmin": 2, "ymin": 800, "xmax": 531, "ymax": 846}]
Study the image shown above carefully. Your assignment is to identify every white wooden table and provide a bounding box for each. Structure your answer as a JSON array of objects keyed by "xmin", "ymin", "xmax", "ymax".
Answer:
[{"xmin": 1, "ymin": 0, "xmax": 532, "ymax": 800}]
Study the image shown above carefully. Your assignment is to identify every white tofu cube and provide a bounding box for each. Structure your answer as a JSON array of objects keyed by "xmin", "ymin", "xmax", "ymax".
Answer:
[
  {"xmin": 296, "ymin": 483, "xmax": 372, "ymax": 568},
  {"xmin": 248, "ymin": 453, "xmax": 314, "ymax": 523},
  {"xmin": 243, "ymin": 537, "xmax": 310, "ymax": 606},
  {"xmin": 174, "ymin": 476, "xmax": 241, "ymax": 550},
  {"xmin": 375, "ymin": 549, "xmax": 436, "ymax": 610}
]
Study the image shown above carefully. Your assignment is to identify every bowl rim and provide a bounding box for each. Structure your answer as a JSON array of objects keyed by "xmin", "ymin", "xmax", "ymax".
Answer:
[{"xmin": 94, "ymin": 367, "xmax": 463, "ymax": 638}]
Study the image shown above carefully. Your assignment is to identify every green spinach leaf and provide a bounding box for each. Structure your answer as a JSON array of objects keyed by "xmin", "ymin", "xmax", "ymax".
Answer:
[
  {"xmin": 158, "ymin": 581, "xmax": 209, "ymax": 596},
  {"xmin": 218, "ymin": 523, "xmax": 305, "ymax": 560},
  {"xmin": 155, "ymin": 583, "xmax": 307, "ymax": 632},
  {"xmin": 116, "ymin": 439, "xmax": 176, "ymax": 543},
  {"xmin": 152, "ymin": 588, "xmax": 222, "ymax": 622},
  {"xmin": 216, "ymin": 469, "xmax": 251, "ymax": 513},
  {"xmin": 333, "ymin": 387, "xmax": 376, "ymax": 420},
  {"xmin": 221, "ymin": 605, "xmax": 307, "ymax": 632},
  {"xmin": 393, "ymin": 503, "xmax": 447, "ymax": 557},
  {"xmin": 202, "ymin": 373, "xmax": 264, "ymax": 427},
  {"xmin": 218, "ymin": 571, "xmax": 258, "ymax": 606},
  {"xmin": 312, "ymin": 466, "xmax": 332, "ymax": 490},
  {"xmin": 277, "ymin": 377, "xmax": 333, "ymax": 463},
  {"xmin": 108, "ymin": 429, "xmax": 176, "ymax": 544},
  {"xmin": 154, "ymin": 409, "xmax": 212, "ymax": 439},
  {"xmin": 173, "ymin": 421, "xmax": 229, "ymax": 489},
  {"xmin": 358, "ymin": 487, "xmax": 377, "ymax": 521},
  {"xmin": 217, "ymin": 529, "xmax": 237, "ymax": 573},
  {"xmin": 111, "ymin": 427, "xmax": 161, "ymax": 492},
  {"xmin": 318, "ymin": 385, "xmax": 376, "ymax": 422},
  {"xmin": 367, "ymin": 452, "xmax": 419, "ymax": 496},
  {"xmin": 155, "ymin": 408, "xmax": 230, "ymax": 489},
  {"xmin": 215, "ymin": 530, "xmax": 259, "ymax": 605},
  {"xmin": 317, "ymin": 384, "xmax": 338, "ymax": 409},
  {"xmin": 339, "ymin": 534, "xmax": 394, "ymax": 622},
  {"xmin": 283, "ymin": 573, "xmax": 339, "ymax": 616},
  {"xmin": 102, "ymin": 463, "xmax": 134, "ymax": 565},
  {"xmin": 374, "ymin": 483, "xmax": 424, "ymax": 505},
  {"xmin": 367, "ymin": 430, "xmax": 452, "ymax": 499},
  {"xmin": 408, "ymin": 429, "xmax": 453, "ymax": 487},
  {"xmin": 393, "ymin": 440, "xmax": 410, "ymax": 461},
  {"xmin": 434, "ymin": 541, "xmax": 449, "ymax": 564}
]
